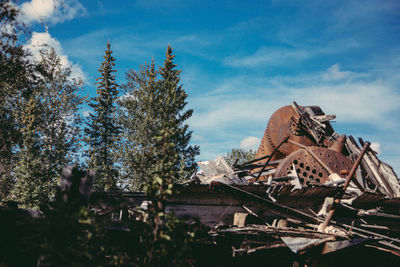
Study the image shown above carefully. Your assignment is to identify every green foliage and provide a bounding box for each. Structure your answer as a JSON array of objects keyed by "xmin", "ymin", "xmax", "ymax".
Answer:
[
  {"xmin": 131, "ymin": 211, "xmax": 212, "ymax": 266},
  {"xmin": 158, "ymin": 45, "xmax": 199, "ymax": 182},
  {"xmin": 12, "ymin": 97, "xmax": 47, "ymax": 207},
  {"xmin": 0, "ymin": 0, "xmax": 31, "ymax": 200},
  {"xmin": 12, "ymin": 49, "xmax": 85, "ymax": 209},
  {"xmin": 0, "ymin": 1, "xmax": 84, "ymax": 207},
  {"xmin": 35, "ymin": 49, "xmax": 85, "ymax": 168},
  {"xmin": 224, "ymin": 148, "xmax": 256, "ymax": 166},
  {"xmin": 39, "ymin": 202, "xmax": 112, "ymax": 266},
  {"xmin": 118, "ymin": 61, "xmax": 159, "ymax": 190},
  {"xmin": 0, "ymin": 4, "xmax": 211, "ymax": 264},
  {"xmin": 120, "ymin": 45, "xmax": 199, "ymax": 190},
  {"xmin": 114, "ymin": 46, "xmax": 206, "ymax": 265},
  {"xmin": 36, "ymin": 200, "xmax": 213, "ymax": 266},
  {"xmin": 85, "ymin": 42, "xmax": 120, "ymax": 191}
]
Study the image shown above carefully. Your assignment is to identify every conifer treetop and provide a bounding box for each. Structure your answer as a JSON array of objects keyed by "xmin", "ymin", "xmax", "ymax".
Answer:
[
  {"xmin": 160, "ymin": 45, "xmax": 181, "ymax": 80},
  {"xmin": 85, "ymin": 41, "xmax": 120, "ymax": 192}
]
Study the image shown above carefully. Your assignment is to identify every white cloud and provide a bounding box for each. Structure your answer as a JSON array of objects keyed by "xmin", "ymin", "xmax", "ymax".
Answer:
[
  {"xmin": 329, "ymin": 0, "xmax": 400, "ymax": 33},
  {"xmin": 25, "ymin": 31, "xmax": 85, "ymax": 81},
  {"xmin": 240, "ymin": 136, "xmax": 260, "ymax": 150},
  {"xmin": 323, "ymin": 63, "xmax": 351, "ymax": 81},
  {"xmin": 83, "ymin": 110, "xmax": 90, "ymax": 118},
  {"xmin": 187, "ymin": 64, "xmax": 400, "ymax": 175},
  {"xmin": 190, "ymin": 98, "xmax": 274, "ymax": 130},
  {"xmin": 191, "ymin": 64, "xmax": 400, "ymax": 129},
  {"xmin": 292, "ymin": 82, "xmax": 400, "ymax": 126},
  {"xmin": 20, "ymin": 0, "xmax": 85, "ymax": 25},
  {"xmin": 118, "ymin": 92, "xmax": 135, "ymax": 102},
  {"xmin": 224, "ymin": 46, "xmax": 311, "ymax": 68},
  {"xmin": 370, "ymin": 142, "xmax": 381, "ymax": 154},
  {"xmin": 223, "ymin": 39, "xmax": 362, "ymax": 70},
  {"xmin": 26, "ymin": 31, "xmax": 62, "ymax": 55},
  {"xmin": 21, "ymin": 0, "xmax": 55, "ymax": 22}
]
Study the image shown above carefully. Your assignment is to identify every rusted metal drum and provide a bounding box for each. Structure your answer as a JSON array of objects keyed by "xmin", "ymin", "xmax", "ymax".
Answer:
[{"xmin": 275, "ymin": 147, "xmax": 354, "ymax": 185}]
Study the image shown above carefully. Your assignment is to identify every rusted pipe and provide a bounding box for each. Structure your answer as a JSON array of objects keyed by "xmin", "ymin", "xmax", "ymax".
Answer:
[{"xmin": 319, "ymin": 142, "xmax": 371, "ymax": 231}]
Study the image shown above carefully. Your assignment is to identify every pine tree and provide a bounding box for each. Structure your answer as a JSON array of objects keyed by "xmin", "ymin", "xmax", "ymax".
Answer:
[
  {"xmin": 12, "ymin": 48, "xmax": 85, "ymax": 208},
  {"xmin": 157, "ymin": 45, "xmax": 199, "ymax": 182},
  {"xmin": 0, "ymin": 0, "xmax": 32, "ymax": 200},
  {"xmin": 85, "ymin": 42, "xmax": 120, "ymax": 191},
  {"xmin": 119, "ymin": 61, "xmax": 159, "ymax": 190},
  {"xmin": 12, "ymin": 96, "xmax": 46, "ymax": 208},
  {"xmin": 120, "ymin": 45, "xmax": 199, "ymax": 190}
]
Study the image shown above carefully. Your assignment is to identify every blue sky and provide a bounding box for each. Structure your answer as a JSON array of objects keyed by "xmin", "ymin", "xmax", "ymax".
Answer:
[{"xmin": 19, "ymin": 0, "xmax": 400, "ymax": 173}]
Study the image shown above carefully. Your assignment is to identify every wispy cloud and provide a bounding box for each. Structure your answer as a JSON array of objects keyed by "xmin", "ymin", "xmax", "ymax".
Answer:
[
  {"xmin": 187, "ymin": 63, "xmax": 400, "ymax": 175},
  {"xmin": 34, "ymin": 0, "xmax": 398, "ymax": 175},
  {"xmin": 190, "ymin": 64, "xmax": 400, "ymax": 130},
  {"xmin": 224, "ymin": 46, "xmax": 311, "ymax": 68},
  {"xmin": 240, "ymin": 137, "xmax": 260, "ymax": 150},
  {"xmin": 323, "ymin": 64, "xmax": 351, "ymax": 81},
  {"xmin": 329, "ymin": 0, "xmax": 400, "ymax": 32},
  {"xmin": 20, "ymin": 0, "xmax": 86, "ymax": 25},
  {"xmin": 63, "ymin": 29, "xmax": 116, "ymax": 61},
  {"xmin": 223, "ymin": 37, "xmax": 363, "ymax": 69}
]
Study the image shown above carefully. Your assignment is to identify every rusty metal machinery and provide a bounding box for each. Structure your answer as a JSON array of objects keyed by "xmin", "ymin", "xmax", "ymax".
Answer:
[
  {"xmin": 275, "ymin": 147, "xmax": 354, "ymax": 185},
  {"xmin": 255, "ymin": 104, "xmax": 336, "ymax": 163},
  {"xmin": 265, "ymin": 105, "xmax": 316, "ymax": 155},
  {"xmin": 254, "ymin": 105, "xmax": 300, "ymax": 162},
  {"xmin": 254, "ymin": 124, "xmax": 286, "ymax": 162}
]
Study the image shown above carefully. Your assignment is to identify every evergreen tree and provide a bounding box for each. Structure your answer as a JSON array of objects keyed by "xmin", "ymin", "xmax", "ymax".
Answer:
[
  {"xmin": 0, "ymin": 0, "xmax": 32, "ymax": 200},
  {"xmin": 158, "ymin": 45, "xmax": 199, "ymax": 179},
  {"xmin": 120, "ymin": 45, "xmax": 199, "ymax": 190},
  {"xmin": 12, "ymin": 96, "xmax": 45, "ymax": 208},
  {"xmin": 119, "ymin": 61, "xmax": 159, "ymax": 190},
  {"xmin": 85, "ymin": 42, "xmax": 120, "ymax": 191},
  {"xmin": 12, "ymin": 48, "xmax": 85, "ymax": 208}
]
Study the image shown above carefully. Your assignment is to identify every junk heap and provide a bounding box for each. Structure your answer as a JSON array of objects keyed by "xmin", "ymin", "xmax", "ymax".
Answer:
[
  {"xmin": 2, "ymin": 102, "xmax": 400, "ymax": 265},
  {"xmin": 171, "ymin": 101, "xmax": 400, "ymax": 263}
]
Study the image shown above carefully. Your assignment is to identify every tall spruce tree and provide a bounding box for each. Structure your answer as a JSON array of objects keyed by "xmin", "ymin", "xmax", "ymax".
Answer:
[
  {"xmin": 156, "ymin": 45, "xmax": 199, "ymax": 181},
  {"xmin": 12, "ymin": 48, "xmax": 85, "ymax": 208},
  {"xmin": 12, "ymin": 96, "xmax": 45, "ymax": 207},
  {"xmin": 119, "ymin": 61, "xmax": 159, "ymax": 190},
  {"xmin": 119, "ymin": 45, "xmax": 199, "ymax": 190},
  {"xmin": 85, "ymin": 42, "xmax": 120, "ymax": 191}
]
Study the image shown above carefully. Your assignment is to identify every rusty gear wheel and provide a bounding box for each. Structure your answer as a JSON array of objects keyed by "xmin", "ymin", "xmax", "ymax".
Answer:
[
  {"xmin": 275, "ymin": 147, "xmax": 354, "ymax": 185},
  {"xmin": 255, "ymin": 123, "xmax": 286, "ymax": 163},
  {"xmin": 266, "ymin": 105, "xmax": 315, "ymax": 155}
]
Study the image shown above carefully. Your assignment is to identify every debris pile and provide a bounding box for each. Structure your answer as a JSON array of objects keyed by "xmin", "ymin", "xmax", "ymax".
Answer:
[
  {"xmin": 179, "ymin": 101, "xmax": 400, "ymax": 261},
  {"xmin": 2, "ymin": 102, "xmax": 400, "ymax": 265}
]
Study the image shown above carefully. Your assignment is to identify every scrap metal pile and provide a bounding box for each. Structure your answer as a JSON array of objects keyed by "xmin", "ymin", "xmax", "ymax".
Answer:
[
  {"xmin": 180, "ymin": 101, "xmax": 400, "ymax": 263},
  {"xmin": 3, "ymin": 102, "xmax": 400, "ymax": 265}
]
